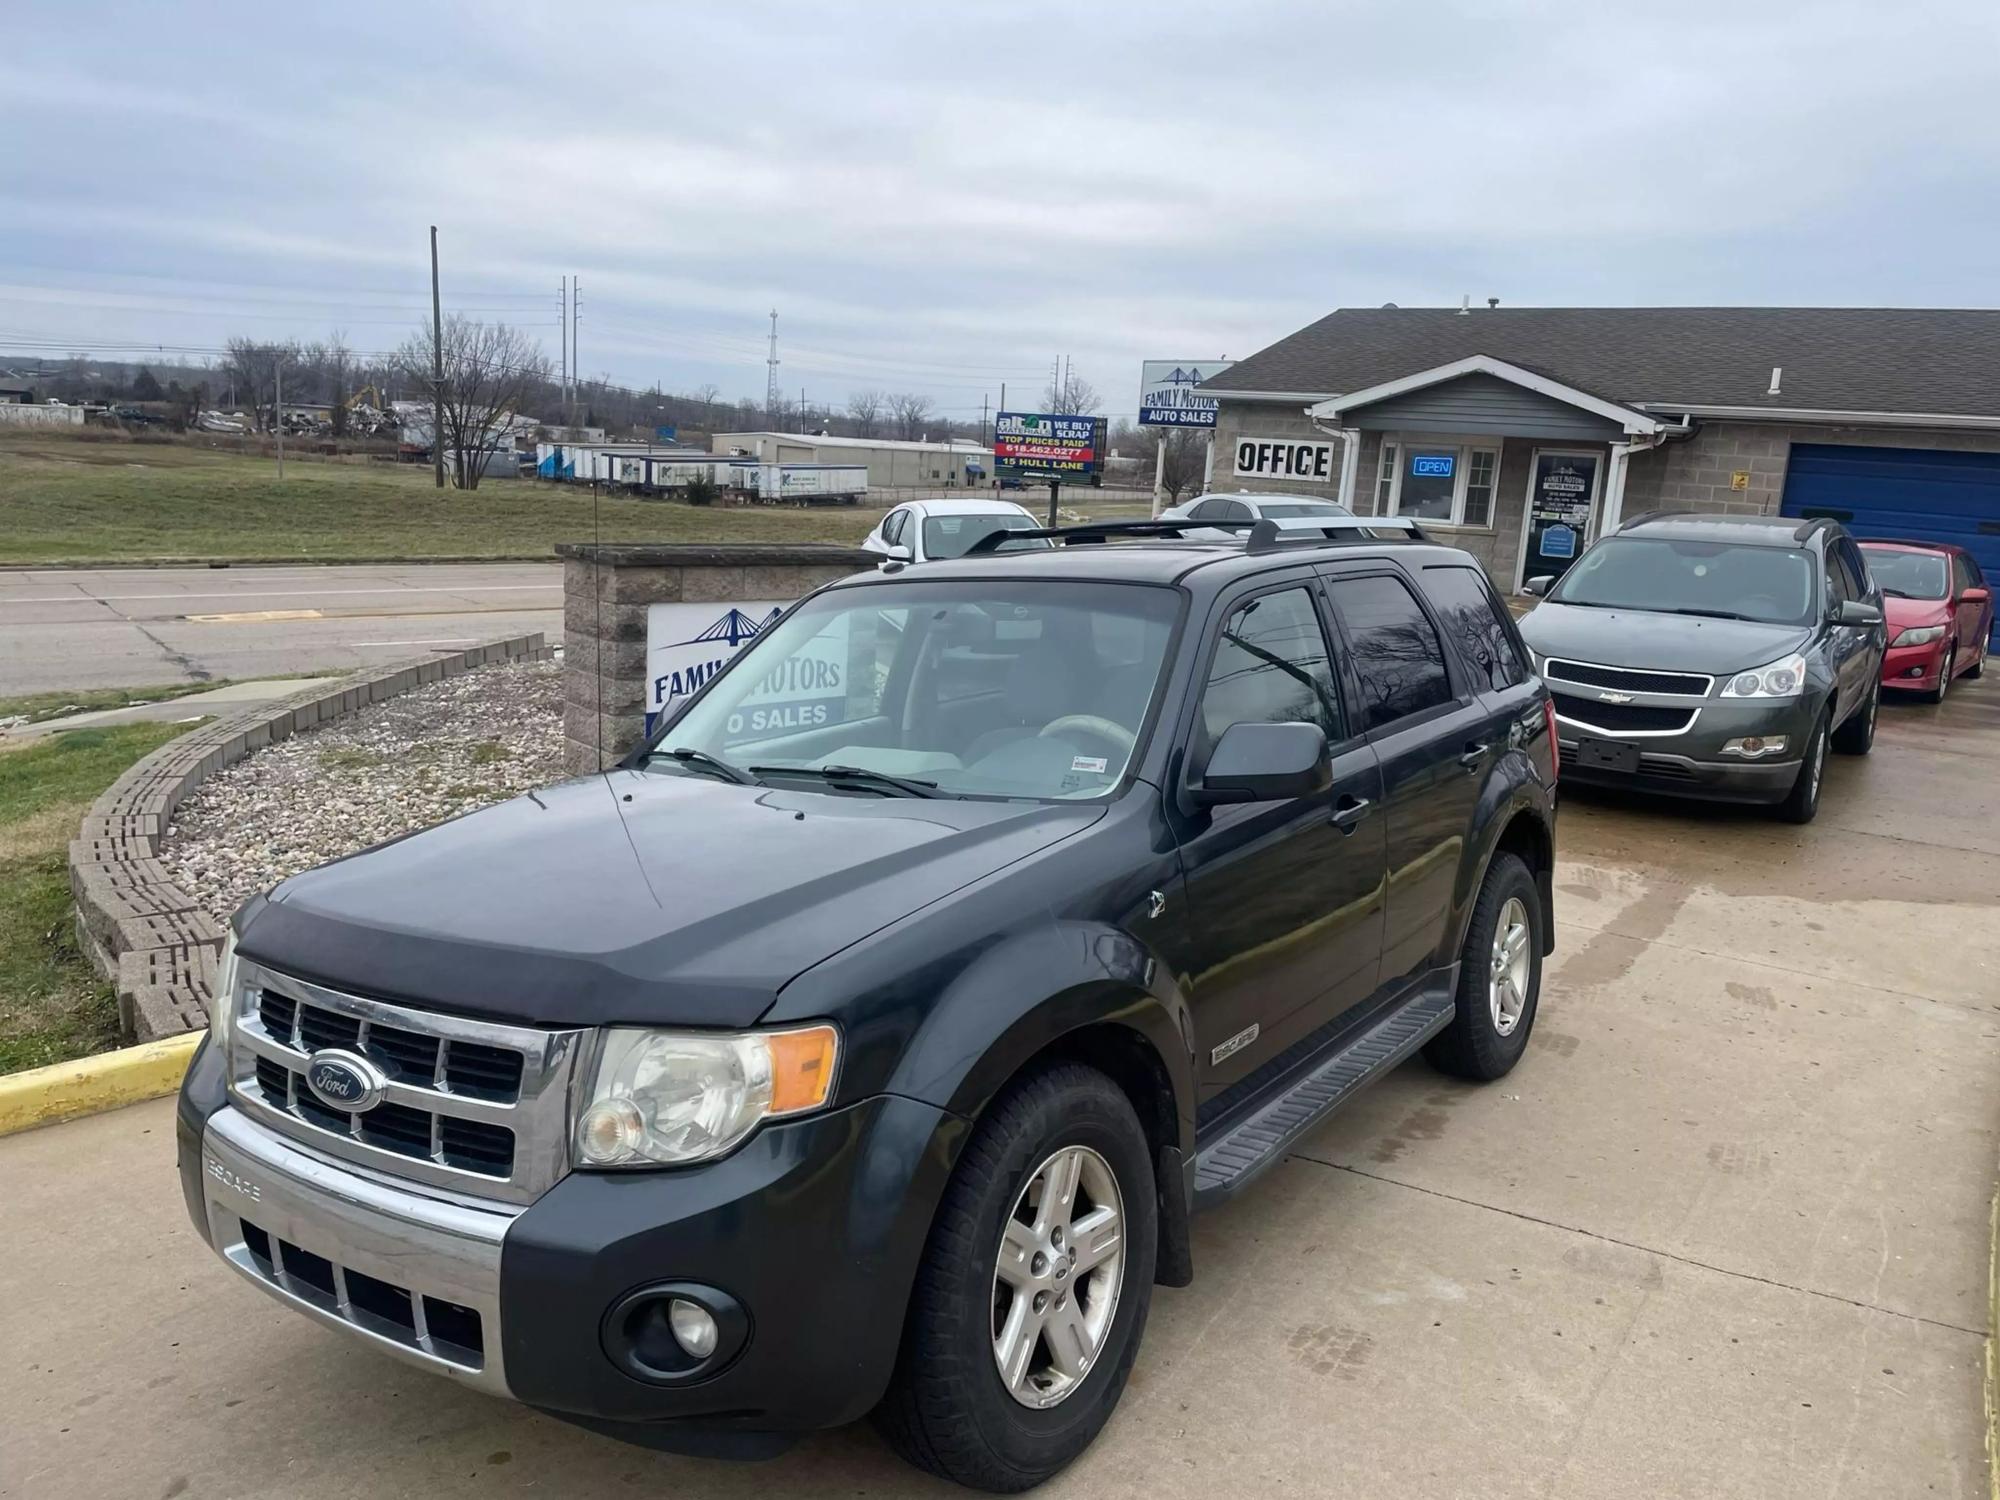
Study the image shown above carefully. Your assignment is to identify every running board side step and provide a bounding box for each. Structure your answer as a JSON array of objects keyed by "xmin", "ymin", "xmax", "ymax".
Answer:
[{"xmin": 1192, "ymin": 985, "xmax": 1455, "ymax": 1207}]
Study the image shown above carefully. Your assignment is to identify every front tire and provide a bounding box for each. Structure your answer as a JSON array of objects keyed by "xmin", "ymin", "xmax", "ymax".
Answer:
[
  {"xmin": 1929, "ymin": 643, "xmax": 1956, "ymax": 703},
  {"xmin": 1776, "ymin": 709, "xmax": 1829, "ymax": 823},
  {"xmin": 1425, "ymin": 852, "xmax": 1542, "ymax": 1081},
  {"xmin": 876, "ymin": 1063, "xmax": 1157, "ymax": 1492}
]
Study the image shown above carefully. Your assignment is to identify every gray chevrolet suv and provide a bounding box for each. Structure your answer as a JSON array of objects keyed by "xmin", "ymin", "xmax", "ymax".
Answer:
[{"xmin": 1517, "ymin": 512, "xmax": 1885, "ymax": 823}]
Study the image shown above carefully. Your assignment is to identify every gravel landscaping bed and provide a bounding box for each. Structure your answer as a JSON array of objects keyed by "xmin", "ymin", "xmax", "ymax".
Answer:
[{"xmin": 162, "ymin": 660, "xmax": 564, "ymax": 924}]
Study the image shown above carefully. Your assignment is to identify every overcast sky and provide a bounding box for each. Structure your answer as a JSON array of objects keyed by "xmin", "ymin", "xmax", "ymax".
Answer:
[{"xmin": 4, "ymin": 1, "xmax": 1996, "ymax": 420}]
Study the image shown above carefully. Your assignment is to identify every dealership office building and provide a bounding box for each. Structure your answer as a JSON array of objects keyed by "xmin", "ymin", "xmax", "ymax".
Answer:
[{"xmin": 1197, "ymin": 306, "xmax": 2000, "ymax": 602}]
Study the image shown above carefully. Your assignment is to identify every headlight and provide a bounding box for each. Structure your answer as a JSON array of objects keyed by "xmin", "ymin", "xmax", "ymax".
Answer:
[
  {"xmin": 1719, "ymin": 653, "xmax": 1808, "ymax": 699},
  {"xmin": 1892, "ymin": 625, "xmax": 1946, "ymax": 647},
  {"xmin": 573, "ymin": 1024, "xmax": 839, "ymax": 1168},
  {"xmin": 207, "ymin": 929, "xmax": 241, "ymax": 1047}
]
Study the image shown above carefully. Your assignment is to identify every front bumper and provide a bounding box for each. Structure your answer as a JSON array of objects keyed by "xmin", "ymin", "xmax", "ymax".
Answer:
[
  {"xmin": 1553, "ymin": 697, "xmax": 1816, "ymax": 805},
  {"xmin": 177, "ymin": 1035, "xmax": 962, "ymax": 1434},
  {"xmin": 1882, "ymin": 639, "xmax": 1948, "ymax": 689}
]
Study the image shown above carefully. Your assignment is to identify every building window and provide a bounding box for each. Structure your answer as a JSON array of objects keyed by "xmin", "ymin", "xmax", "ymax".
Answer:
[
  {"xmin": 1374, "ymin": 442, "xmax": 1398, "ymax": 513},
  {"xmin": 1383, "ymin": 436, "xmax": 1502, "ymax": 528}
]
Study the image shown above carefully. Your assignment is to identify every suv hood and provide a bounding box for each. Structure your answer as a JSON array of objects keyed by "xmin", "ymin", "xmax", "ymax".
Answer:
[
  {"xmin": 238, "ymin": 769, "xmax": 1101, "ymax": 1029},
  {"xmin": 1520, "ymin": 601, "xmax": 1812, "ymax": 675}
]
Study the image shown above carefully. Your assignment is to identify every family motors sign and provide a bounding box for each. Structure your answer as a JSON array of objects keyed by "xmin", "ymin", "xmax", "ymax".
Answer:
[
  {"xmin": 644, "ymin": 602, "xmax": 851, "ymax": 742},
  {"xmin": 1137, "ymin": 360, "xmax": 1234, "ymax": 428},
  {"xmin": 993, "ymin": 411, "xmax": 1101, "ymax": 483},
  {"xmin": 1233, "ymin": 438, "xmax": 1336, "ymax": 483}
]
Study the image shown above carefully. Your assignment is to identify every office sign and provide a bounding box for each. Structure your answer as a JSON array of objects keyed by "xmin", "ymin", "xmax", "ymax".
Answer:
[
  {"xmin": 1233, "ymin": 437, "xmax": 1336, "ymax": 483},
  {"xmin": 1138, "ymin": 360, "xmax": 1234, "ymax": 428},
  {"xmin": 994, "ymin": 411, "xmax": 1101, "ymax": 483}
]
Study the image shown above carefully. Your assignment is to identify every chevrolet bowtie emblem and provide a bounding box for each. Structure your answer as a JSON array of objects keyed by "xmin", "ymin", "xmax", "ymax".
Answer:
[{"xmin": 1597, "ymin": 690, "xmax": 1636, "ymax": 704}]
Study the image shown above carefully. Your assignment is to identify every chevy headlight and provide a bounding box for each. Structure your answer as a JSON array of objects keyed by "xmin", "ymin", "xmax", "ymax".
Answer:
[
  {"xmin": 573, "ymin": 1024, "xmax": 839, "ymax": 1168},
  {"xmin": 1892, "ymin": 625, "xmax": 1946, "ymax": 647},
  {"xmin": 1719, "ymin": 653, "xmax": 1807, "ymax": 699},
  {"xmin": 207, "ymin": 929, "xmax": 242, "ymax": 1048}
]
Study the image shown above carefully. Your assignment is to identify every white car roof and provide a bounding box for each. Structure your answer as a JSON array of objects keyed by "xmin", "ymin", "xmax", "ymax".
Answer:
[
  {"xmin": 898, "ymin": 498, "xmax": 1038, "ymax": 518},
  {"xmin": 1186, "ymin": 492, "xmax": 1344, "ymax": 507}
]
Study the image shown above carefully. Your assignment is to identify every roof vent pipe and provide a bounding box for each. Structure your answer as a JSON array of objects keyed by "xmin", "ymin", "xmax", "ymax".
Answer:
[
  {"xmin": 1487, "ymin": 297, "xmax": 1500, "ymax": 309},
  {"xmin": 1767, "ymin": 366, "xmax": 1783, "ymax": 396},
  {"xmin": 1457, "ymin": 295, "xmax": 1471, "ymax": 315}
]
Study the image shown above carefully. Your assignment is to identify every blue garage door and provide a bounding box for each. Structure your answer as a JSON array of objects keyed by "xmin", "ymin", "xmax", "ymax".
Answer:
[{"xmin": 1781, "ymin": 443, "xmax": 2000, "ymax": 645}]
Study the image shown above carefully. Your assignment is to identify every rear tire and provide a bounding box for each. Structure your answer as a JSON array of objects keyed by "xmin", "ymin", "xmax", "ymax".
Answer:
[
  {"xmin": 1776, "ymin": 710, "xmax": 1829, "ymax": 823},
  {"xmin": 1425, "ymin": 852, "xmax": 1542, "ymax": 1082},
  {"xmin": 1832, "ymin": 679, "xmax": 1878, "ymax": 755},
  {"xmin": 875, "ymin": 1063, "xmax": 1157, "ymax": 1493}
]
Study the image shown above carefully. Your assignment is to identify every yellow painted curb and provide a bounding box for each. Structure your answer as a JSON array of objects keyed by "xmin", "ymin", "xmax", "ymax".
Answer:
[{"xmin": 0, "ymin": 1031, "xmax": 203, "ymax": 1137}]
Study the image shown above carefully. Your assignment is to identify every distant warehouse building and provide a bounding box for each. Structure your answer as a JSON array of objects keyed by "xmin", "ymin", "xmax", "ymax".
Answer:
[
  {"xmin": 712, "ymin": 431, "xmax": 991, "ymax": 490},
  {"xmin": 1198, "ymin": 305, "xmax": 2000, "ymax": 599}
]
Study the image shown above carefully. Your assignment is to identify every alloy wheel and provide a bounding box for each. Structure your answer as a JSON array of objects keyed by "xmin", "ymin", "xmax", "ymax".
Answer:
[
  {"xmin": 1488, "ymin": 896, "xmax": 1531, "ymax": 1037},
  {"xmin": 990, "ymin": 1145, "xmax": 1125, "ymax": 1410}
]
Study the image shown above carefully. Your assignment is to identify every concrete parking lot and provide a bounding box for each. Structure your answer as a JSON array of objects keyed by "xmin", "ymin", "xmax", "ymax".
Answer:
[
  {"xmin": 2, "ymin": 682, "xmax": 1995, "ymax": 1498},
  {"xmin": 0, "ymin": 563, "xmax": 562, "ymax": 698}
]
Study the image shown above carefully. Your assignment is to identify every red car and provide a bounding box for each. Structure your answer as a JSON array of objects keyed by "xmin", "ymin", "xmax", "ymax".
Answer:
[{"xmin": 1858, "ymin": 540, "xmax": 1992, "ymax": 701}]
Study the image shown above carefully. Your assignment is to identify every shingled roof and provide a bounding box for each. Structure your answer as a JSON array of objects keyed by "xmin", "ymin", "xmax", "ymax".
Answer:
[{"xmin": 1201, "ymin": 307, "xmax": 2000, "ymax": 418}]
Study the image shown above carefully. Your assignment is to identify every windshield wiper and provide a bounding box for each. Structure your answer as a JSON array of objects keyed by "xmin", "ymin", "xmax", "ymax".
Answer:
[
  {"xmin": 1662, "ymin": 607, "xmax": 1751, "ymax": 621},
  {"xmin": 1879, "ymin": 586, "xmax": 1913, "ymax": 599},
  {"xmin": 660, "ymin": 746, "xmax": 761, "ymax": 785},
  {"xmin": 750, "ymin": 763, "xmax": 944, "ymax": 798}
]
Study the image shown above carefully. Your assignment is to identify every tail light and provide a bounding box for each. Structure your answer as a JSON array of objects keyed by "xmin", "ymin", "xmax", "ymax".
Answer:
[{"xmin": 1543, "ymin": 698, "xmax": 1560, "ymax": 777}]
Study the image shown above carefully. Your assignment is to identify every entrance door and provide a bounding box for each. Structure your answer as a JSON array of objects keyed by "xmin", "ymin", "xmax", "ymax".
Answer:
[{"xmin": 1516, "ymin": 449, "xmax": 1603, "ymax": 591}]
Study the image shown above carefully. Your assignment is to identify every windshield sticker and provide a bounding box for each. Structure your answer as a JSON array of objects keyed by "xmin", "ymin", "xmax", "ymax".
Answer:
[{"xmin": 1070, "ymin": 755, "xmax": 1108, "ymax": 773}]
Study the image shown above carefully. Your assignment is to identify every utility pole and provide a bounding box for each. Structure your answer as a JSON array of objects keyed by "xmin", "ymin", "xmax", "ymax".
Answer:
[
  {"xmin": 570, "ymin": 276, "xmax": 581, "ymax": 424},
  {"xmin": 765, "ymin": 310, "xmax": 781, "ymax": 427},
  {"xmin": 559, "ymin": 277, "xmax": 568, "ymax": 411},
  {"xmin": 429, "ymin": 225, "xmax": 445, "ymax": 490},
  {"xmin": 274, "ymin": 357, "xmax": 284, "ymax": 481}
]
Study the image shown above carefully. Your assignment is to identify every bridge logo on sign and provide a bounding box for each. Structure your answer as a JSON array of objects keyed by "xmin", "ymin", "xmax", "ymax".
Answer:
[{"xmin": 644, "ymin": 601, "xmax": 787, "ymax": 735}]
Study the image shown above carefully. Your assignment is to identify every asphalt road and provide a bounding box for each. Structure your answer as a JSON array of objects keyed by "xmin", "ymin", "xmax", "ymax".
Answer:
[
  {"xmin": 0, "ymin": 563, "xmax": 562, "ymax": 698},
  {"xmin": 2, "ymin": 683, "xmax": 1996, "ymax": 1497}
]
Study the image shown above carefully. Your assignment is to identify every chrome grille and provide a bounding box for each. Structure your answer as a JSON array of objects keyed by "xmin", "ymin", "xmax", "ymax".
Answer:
[
  {"xmin": 227, "ymin": 961, "xmax": 584, "ymax": 1206},
  {"xmin": 1545, "ymin": 658, "xmax": 1714, "ymax": 698}
]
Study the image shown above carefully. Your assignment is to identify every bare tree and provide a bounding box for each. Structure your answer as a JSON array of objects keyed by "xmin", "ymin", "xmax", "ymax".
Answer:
[
  {"xmin": 394, "ymin": 316, "xmax": 551, "ymax": 490},
  {"xmin": 223, "ymin": 337, "xmax": 300, "ymax": 430},
  {"xmin": 889, "ymin": 392, "xmax": 934, "ymax": 440},
  {"xmin": 1043, "ymin": 370, "xmax": 1101, "ymax": 416},
  {"xmin": 326, "ymin": 333, "xmax": 352, "ymax": 438},
  {"xmin": 1158, "ymin": 428, "xmax": 1209, "ymax": 503},
  {"xmin": 691, "ymin": 383, "xmax": 721, "ymax": 414},
  {"xmin": 846, "ymin": 389, "xmax": 886, "ymax": 438}
]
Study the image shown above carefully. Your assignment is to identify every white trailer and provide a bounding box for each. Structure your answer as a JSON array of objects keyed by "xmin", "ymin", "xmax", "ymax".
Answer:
[{"xmin": 728, "ymin": 462, "xmax": 869, "ymax": 506}]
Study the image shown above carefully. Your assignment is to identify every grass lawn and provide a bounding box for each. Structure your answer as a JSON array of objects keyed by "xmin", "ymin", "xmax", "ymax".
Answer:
[
  {"xmin": 0, "ymin": 722, "xmax": 192, "ymax": 1074},
  {"xmin": 0, "ymin": 676, "xmax": 312, "ymax": 726},
  {"xmin": 0, "ymin": 431, "xmax": 1160, "ymax": 565}
]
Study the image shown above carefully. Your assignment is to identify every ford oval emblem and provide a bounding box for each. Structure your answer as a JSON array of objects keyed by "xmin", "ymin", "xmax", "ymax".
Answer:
[{"xmin": 304, "ymin": 1049, "xmax": 385, "ymax": 1113}]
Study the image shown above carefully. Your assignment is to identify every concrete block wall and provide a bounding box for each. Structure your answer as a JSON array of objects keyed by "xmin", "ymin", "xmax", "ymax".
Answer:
[
  {"xmin": 1622, "ymin": 420, "xmax": 2000, "ymax": 519},
  {"xmin": 68, "ymin": 633, "xmax": 549, "ymax": 1042},
  {"xmin": 558, "ymin": 543, "xmax": 876, "ymax": 775}
]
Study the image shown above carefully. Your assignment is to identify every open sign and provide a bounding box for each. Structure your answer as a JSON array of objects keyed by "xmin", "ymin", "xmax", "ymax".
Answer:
[{"xmin": 1410, "ymin": 453, "xmax": 1455, "ymax": 479}]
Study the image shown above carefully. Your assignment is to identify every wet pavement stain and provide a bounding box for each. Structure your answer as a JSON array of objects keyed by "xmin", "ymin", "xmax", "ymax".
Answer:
[
  {"xmin": 1532, "ymin": 1030, "xmax": 1582, "ymax": 1057},
  {"xmin": 1726, "ymin": 980, "xmax": 1778, "ymax": 1009},
  {"xmin": 1371, "ymin": 1107, "xmax": 1451, "ymax": 1164},
  {"xmin": 1287, "ymin": 1323, "xmax": 1375, "ymax": 1379},
  {"xmin": 1706, "ymin": 1142, "xmax": 1774, "ymax": 1176},
  {"xmin": 1561, "ymin": 1241, "xmax": 1666, "ymax": 1289}
]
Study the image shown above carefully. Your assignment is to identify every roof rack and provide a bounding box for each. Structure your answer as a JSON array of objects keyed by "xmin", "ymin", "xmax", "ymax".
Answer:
[
  {"xmin": 1792, "ymin": 515, "xmax": 1844, "ymax": 543},
  {"xmin": 963, "ymin": 514, "xmax": 1431, "ymax": 556}
]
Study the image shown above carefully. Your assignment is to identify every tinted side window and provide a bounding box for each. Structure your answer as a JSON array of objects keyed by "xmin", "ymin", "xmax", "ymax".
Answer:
[
  {"xmin": 1190, "ymin": 499, "xmax": 1224, "ymax": 520},
  {"xmin": 1837, "ymin": 539, "xmax": 1869, "ymax": 596},
  {"xmin": 1329, "ymin": 574, "xmax": 1454, "ymax": 731},
  {"xmin": 1418, "ymin": 565, "xmax": 1527, "ymax": 691},
  {"xmin": 1955, "ymin": 553, "xmax": 1977, "ymax": 592},
  {"xmin": 1823, "ymin": 548, "xmax": 1852, "ymax": 607},
  {"xmin": 882, "ymin": 509, "xmax": 906, "ymax": 545},
  {"xmin": 1197, "ymin": 587, "xmax": 1344, "ymax": 750},
  {"xmin": 1219, "ymin": 500, "xmax": 1251, "ymax": 521}
]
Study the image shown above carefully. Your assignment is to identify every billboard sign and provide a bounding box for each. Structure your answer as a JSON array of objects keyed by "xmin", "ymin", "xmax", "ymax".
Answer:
[
  {"xmin": 993, "ymin": 411, "xmax": 1102, "ymax": 484},
  {"xmin": 1137, "ymin": 360, "xmax": 1234, "ymax": 428}
]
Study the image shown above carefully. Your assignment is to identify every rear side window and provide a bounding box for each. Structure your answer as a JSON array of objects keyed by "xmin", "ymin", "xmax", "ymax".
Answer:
[
  {"xmin": 1327, "ymin": 574, "xmax": 1454, "ymax": 731},
  {"xmin": 1418, "ymin": 565, "xmax": 1528, "ymax": 691}
]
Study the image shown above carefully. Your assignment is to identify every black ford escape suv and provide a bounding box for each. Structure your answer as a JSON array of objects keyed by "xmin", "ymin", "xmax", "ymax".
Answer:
[{"xmin": 177, "ymin": 516, "xmax": 1558, "ymax": 1491}]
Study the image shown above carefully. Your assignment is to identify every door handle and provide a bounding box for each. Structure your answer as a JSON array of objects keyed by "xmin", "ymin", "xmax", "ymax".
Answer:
[
  {"xmin": 1331, "ymin": 795, "xmax": 1371, "ymax": 832},
  {"xmin": 1458, "ymin": 742, "xmax": 1490, "ymax": 770}
]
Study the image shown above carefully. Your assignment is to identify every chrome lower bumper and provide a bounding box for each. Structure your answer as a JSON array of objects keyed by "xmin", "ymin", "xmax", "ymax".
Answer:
[{"xmin": 200, "ymin": 1106, "xmax": 520, "ymax": 1398}]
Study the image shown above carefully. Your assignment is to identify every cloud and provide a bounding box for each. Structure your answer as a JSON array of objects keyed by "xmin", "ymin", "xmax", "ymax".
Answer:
[{"xmin": 2, "ymin": 0, "xmax": 1996, "ymax": 417}]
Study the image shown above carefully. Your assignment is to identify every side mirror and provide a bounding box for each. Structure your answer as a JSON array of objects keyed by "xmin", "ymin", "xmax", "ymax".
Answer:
[
  {"xmin": 1962, "ymin": 586, "xmax": 1990, "ymax": 605},
  {"xmin": 1193, "ymin": 721, "xmax": 1331, "ymax": 805},
  {"xmin": 1522, "ymin": 575, "xmax": 1555, "ymax": 598},
  {"xmin": 1836, "ymin": 599, "xmax": 1882, "ymax": 627},
  {"xmin": 876, "ymin": 543, "xmax": 912, "ymax": 564}
]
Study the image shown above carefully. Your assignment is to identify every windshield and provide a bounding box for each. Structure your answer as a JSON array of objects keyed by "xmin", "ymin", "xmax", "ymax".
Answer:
[
  {"xmin": 1550, "ymin": 536, "xmax": 1818, "ymax": 625},
  {"xmin": 922, "ymin": 512, "xmax": 1051, "ymax": 559},
  {"xmin": 1259, "ymin": 502, "xmax": 1350, "ymax": 519},
  {"xmin": 1859, "ymin": 546, "xmax": 1949, "ymax": 600},
  {"xmin": 645, "ymin": 579, "xmax": 1180, "ymax": 801}
]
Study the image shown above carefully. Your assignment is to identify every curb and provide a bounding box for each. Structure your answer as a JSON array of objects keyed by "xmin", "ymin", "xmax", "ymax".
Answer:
[
  {"xmin": 1987, "ymin": 1182, "xmax": 1998, "ymax": 1500},
  {"xmin": 66, "ymin": 631, "xmax": 551, "ymax": 1042},
  {"xmin": 0, "ymin": 1031, "xmax": 202, "ymax": 1137},
  {"xmin": 0, "ymin": 554, "xmax": 566, "ymax": 571}
]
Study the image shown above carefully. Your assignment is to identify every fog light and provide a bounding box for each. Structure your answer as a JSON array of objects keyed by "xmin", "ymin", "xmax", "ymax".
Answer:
[
  {"xmin": 1721, "ymin": 735, "xmax": 1787, "ymax": 758},
  {"xmin": 669, "ymin": 1299, "xmax": 719, "ymax": 1359}
]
